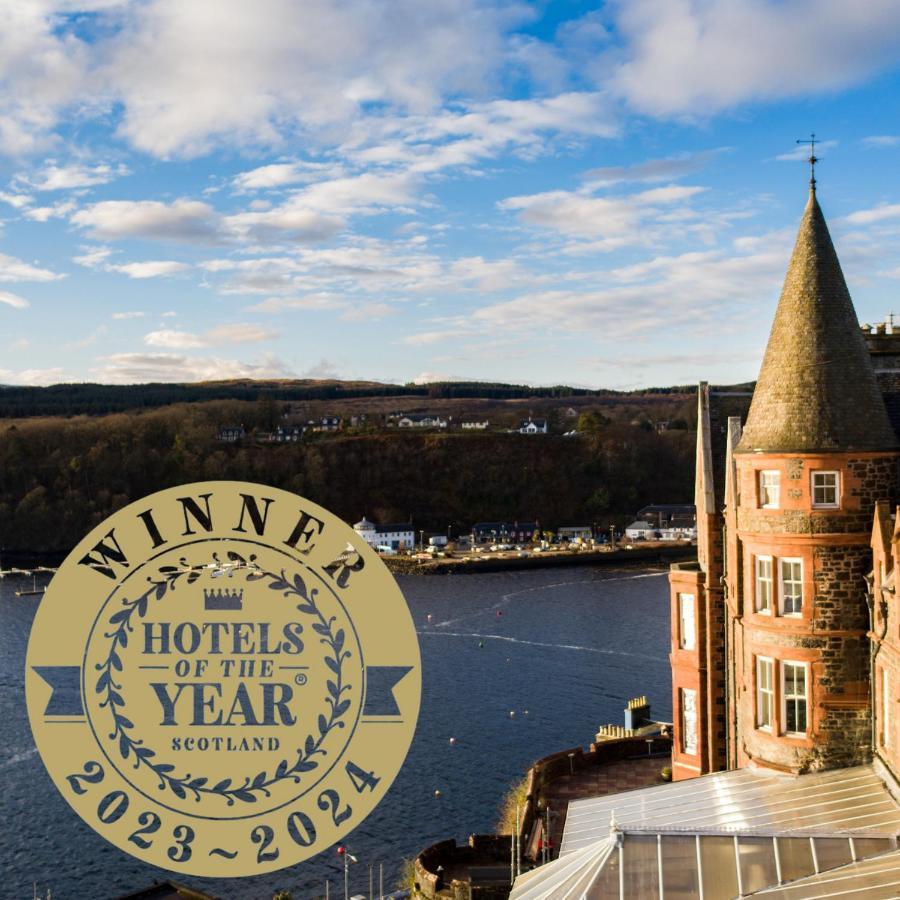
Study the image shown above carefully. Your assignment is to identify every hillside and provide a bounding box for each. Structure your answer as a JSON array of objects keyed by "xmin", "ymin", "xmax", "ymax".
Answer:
[{"xmin": 0, "ymin": 385, "xmax": 753, "ymax": 555}]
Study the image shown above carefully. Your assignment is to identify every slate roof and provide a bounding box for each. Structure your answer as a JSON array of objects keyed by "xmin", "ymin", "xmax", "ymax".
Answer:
[{"xmin": 737, "ymin": 188, "xmax": 896, "ymax": 454}]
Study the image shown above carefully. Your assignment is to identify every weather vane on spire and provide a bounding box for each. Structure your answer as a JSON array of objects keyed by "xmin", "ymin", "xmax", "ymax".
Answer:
[{"xmin": 796, "ymin": 133, "xmax": 819, "ymax": 191}]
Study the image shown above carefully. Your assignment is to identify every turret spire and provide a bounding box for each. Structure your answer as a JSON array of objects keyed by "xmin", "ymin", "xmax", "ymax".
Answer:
[{"xmin": 736, "ymin": 189, "xmax": 895, "ymax": 453}]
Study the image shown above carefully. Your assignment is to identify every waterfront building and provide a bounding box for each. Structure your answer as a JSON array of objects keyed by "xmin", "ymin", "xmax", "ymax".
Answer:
[
  {"xmin": 471, "ymin": 521, "xmax": 538, "ymax": 544},
  {"xmin": 637, "ymin": 502, "xmax": 696, "ymax": 530},
  {"xmin": 352, "ymin": 517, "xmax": 415, "ymax": 550},
  {"xmin": 670, "ymin": 181, "xmax": 900, "ymax": 781},
  {"xmin": 508, "ymin": 178, "xmax": 900, "ymax": 898},
  {"xmin": 623, "ymin": 520, "xmax": 657, "ymax": 541}
]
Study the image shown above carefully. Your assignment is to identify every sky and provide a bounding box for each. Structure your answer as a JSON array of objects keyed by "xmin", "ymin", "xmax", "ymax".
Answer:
[{"xmin": 3, "ymin": 2, "xmax": 900, "ymax": 389}]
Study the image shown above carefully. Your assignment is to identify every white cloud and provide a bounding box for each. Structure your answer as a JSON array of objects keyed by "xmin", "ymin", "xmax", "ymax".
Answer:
[
  {"xmin": 73, "ymin": 246, "xmax": 113, "ymax": 268},
  {"xmin": 144, "ymin": 329, "xmax": 205, "ymax": 349},
  {"xmin": 0, "ymin": 366, "xmax": 65, "ymax": 385},
  {"xmin": 845, "ymin": 203, "xmax": 900, "ymax": 225},
  {"xmin": 71, "ymin": 199, "xmax": 223, "ymax": 243},
  {"xmin": 112, "ymin": 310, "xmax": 147, "ymax": 320},
  {"xmin": 232, "ymin": 160, "xmax": 343, "ymax": 191},
  {"xmin": 144, "ymin": 323, "xmax": 279, "ymax": 348},
  {"xmin": 93, "ymin": 352, "xmax": 294, "ymax": 383},
  {"xmin": 340, "ymin": 301, "xmax": 397, "ymax": 321},
  {"xmin": 104, "ymin": 0, "xmax": 520, "ymax": 157},
  {"xmin": 0, "ymin": 191, "xmax": 33, "ymax": 209},
  {"xmin": 24, "ymin": 200, "xmax": 76, "ymax": 221},
  {"xmin": 108, "ymin": 260, "xmax": 189, "ymax": 278},
  {"xmin": 498, "ymin": 182, "xmax": 707, "ymax": 246},
  {"xmin": 863, "ymin": 135, "xmax": 900, "ymax": 149},
  {"xmin": 206, "ymin": 323, "xmax": 279, "ymax": 344},
  {"xmin": 611, "ymin": 0, "xmax": 900, "ymax": 117},
  {"xmin": 225, "ymin": 172, "xmax": 419, "ymax": 243},
  {"xmin": 583, "ymin": 150, "xmax": 727, "ymax": 187},
  {"xmin": 0, "ymin": 252, "xmax": 62, "ymax": 282},
  {"xmin": 0, "ymin": 4, "xmax": 89, "ymax": 155},
  {"xmin": 0, "ymin": 290, "xmax": 30, "ymax": 309},
  {"xmin": 246, "ymin": 293, "xmax": 348, "ymax": 313},
  {"xmin": 17, "ymin": 161, "xmax": 129, "ymax": 191}
]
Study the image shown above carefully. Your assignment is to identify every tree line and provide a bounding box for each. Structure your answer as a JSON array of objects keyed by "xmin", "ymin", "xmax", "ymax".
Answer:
[{"xmin": 0, "ymin": 401, "xmax": 697, "ymax": 554}]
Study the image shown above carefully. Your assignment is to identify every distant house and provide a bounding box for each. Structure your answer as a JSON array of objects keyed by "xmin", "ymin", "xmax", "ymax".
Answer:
[
  {"xmin": 624, "ymin": 520, "xmax": 658, "ymax": 540},
  {"xmin": 637, "ymin": 504, "xmax": 696, "ymax": 530},
  {"xmin": 217, "ymin": 425, "xmax": 245, "ymax": 442},
  {"xmin": 307, "ymin": 415, "xmax": 342, "ymax": 432},
  {"xmin": 518, "ymin": 418, "xmax": 548, "ymax": 434},
  {"xmin": 267, "ymin": 425, "xmax": 304, "ymax": 442},
  {"xmin": 397, "ymin": 414, "xmax": 448, "ymax": 429},
  {"xmin": 558, "ymin": 525, "xmax": 592, "ymax": 542},
  {"xmin": 461, "ymin": 420, "xmax": 490, "ymax": 430},
  {"xmin": 353, "ymin": 517, "xmax": 415, "ymax": 551},
  {"xmin": 471, "ymin": 521, "xmax": 538, "ymax": 544},
  {"xmin": 349, "ymin": 414, "xmax": 367, "ymax": 427}
]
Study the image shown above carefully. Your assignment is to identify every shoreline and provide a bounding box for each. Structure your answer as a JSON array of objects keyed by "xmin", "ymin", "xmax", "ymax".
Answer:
[{"xmin": 383, "ymin": 543, "xmax": 695, "ymax": 574}]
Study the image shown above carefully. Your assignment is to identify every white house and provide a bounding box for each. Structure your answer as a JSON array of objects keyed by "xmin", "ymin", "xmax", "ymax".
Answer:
[
  {"xmin": 461, "ymin": 420, "xmax": 490, "ymax": 430},
  {"xmin": 397, "ymin": 414, "xmax": 448, "ymax": 429},
  {"xmin": 518, "ymin": 418, "xmax": 548, "ymax": 434},
  {"xmin": 624, "ymin": 520, "xmax": 659, "ymax": 540},
  {"xmin": 353, "ymin": 517, "xmax": 415, "ymax": 551}
]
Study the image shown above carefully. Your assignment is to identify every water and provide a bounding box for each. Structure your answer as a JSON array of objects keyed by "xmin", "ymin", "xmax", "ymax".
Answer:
[{"xmin": 1, "ymin": 566, "xmax": 671, "ymax": 899}]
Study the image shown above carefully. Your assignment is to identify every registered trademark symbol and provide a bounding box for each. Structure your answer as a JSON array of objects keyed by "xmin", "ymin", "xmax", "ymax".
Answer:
[{"xmin": 294, "ymin": 672, "xmax": 308, "ymax": 686}]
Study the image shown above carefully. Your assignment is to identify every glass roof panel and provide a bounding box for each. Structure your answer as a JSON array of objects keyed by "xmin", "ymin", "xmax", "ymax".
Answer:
[
  {"xmin": 738, "ymin": 836, "xmax": 778, "ymax": 895},
  {"xmin": 776, "ymin": 836, "xmax": 816, "ymax": 883},
  {"xmin": 698, "ymin": 835, "xmax": 740, "ymax": 900},
  {"xmin": 813, "ymin": 837, "xmax": 853, "ymax": 872},
  {"xmin": 622, "ymin": 834, "xmax": 659, "ymax": 898},
  {"xmin": 661, "ymin": 834, "xmax": 700, "ymax": 899}
]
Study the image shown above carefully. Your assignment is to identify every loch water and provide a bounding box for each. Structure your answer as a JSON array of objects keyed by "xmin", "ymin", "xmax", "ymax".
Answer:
[{"xmin": 1, "ymin": 566, "xmax": 671, "ymax": 899}]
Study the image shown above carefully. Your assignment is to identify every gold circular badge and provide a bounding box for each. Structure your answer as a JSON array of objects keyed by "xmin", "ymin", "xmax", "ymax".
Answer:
[{"xmin": 25, "ymin": 482, "xmax": 420, "ymax": 877}]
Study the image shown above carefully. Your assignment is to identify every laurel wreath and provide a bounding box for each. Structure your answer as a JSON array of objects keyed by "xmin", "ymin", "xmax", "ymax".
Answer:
[{"xmin": 94, "ymin": 550, "xmax": 353, "ymax": 805}]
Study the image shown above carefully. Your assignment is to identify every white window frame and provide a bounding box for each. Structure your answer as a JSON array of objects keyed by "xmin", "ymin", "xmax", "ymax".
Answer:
[
  {"xmin": 756, "ymin": 656, "xmax": 774, "ymax": 731},
  {"xmin": 782, "ymin": 661, "xmax": 809, "ymax": 737},
  {"xmin": 678, "ymin": 593, "xmax": 696, "ymax": 650},
  {"xmin": 811, "ymin": 470, "xmax": 840, "ymax": 509},
  {"xmin": 882, "ymin": 667, "xmax": 890, "ymax": 749},
  {"xmin": 680, "ymin": 688, "xmax": 698, "ymax": 755},
  {"xmin": 759, "ymin": 470, "xmax": 780, "ymax": 509},
  {"xmin": 779, "ymin": 558, "xmax": 803, "ymax": 617},
  {"xmin": 756, "ymin": 556, "xmax": 773, "ymax": 614}
]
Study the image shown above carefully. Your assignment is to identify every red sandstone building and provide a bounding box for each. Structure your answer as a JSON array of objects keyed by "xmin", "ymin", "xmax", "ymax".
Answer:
[
  {"xmin": 670, "ymin": 182, "xmax": 900, "ymax": 785},
  {"xmin": 508, "ymin": 180, "xmax": 900, "ymax": 899}
]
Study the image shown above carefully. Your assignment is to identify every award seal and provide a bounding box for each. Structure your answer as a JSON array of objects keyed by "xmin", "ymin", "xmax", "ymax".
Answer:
[{"xmin": 25, "ymin": 482, "xmax": 421, "ymax": 877}]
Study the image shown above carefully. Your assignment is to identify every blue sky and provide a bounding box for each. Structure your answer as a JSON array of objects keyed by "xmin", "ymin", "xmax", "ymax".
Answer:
[{"xmin": 3, "ymin": 1, "xmax": 900, "ymax": 389}]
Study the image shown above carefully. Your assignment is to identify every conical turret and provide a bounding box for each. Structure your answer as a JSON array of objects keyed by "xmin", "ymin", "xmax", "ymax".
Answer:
[{"xmin": 736, "ymin": 188, "xmax": 895, "ymax": 453}]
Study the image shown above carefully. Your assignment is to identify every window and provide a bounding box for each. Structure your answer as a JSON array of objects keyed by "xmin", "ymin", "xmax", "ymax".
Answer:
[
  {"xmin": 782, "ymin": 662, "xmax": 808, "ymax": 735},
  {"xmin": 756, "ymin": 557, "xmax": 773, "ymax": 613},
  {"xmin": 883, "ymin": 667, "xmax": 890, "ymax": 749},
  {"xmin": 759, "ymin": 470, "xmax": 780, "ymax": 508},
  {"xmin": 680, "ymin": 688, "xmax": 698, "ymax": 755},
  {"xmin": 679, "ymin": 593, "xmax": 696, "ymax": 650},
  {"xmin": 757, "ymin": 657, "xmax": 774, "ymax": 730},
  {"xmin": 779, "ymin": 559, "xmax": 803, "ymax": 616},
  {"xmin": 811, "ymin": 471, "xmax": 839, "ymax": 508}
]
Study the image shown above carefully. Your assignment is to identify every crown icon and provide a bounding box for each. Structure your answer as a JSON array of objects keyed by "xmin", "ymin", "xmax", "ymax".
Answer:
[{"xmin": 204, "ymin": 587, "xmax": 244, "ymax": 611}]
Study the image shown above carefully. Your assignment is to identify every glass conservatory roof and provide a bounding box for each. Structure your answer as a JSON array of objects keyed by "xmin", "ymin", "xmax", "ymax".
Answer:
[{"xmin": 509, "ymin": 765, "xmax": 900, "ymax": 900}]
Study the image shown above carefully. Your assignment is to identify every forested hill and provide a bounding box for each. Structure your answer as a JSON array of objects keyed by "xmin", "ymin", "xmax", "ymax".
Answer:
[
  {"xmin": 0, "ymin": 379, "xmax": 751, "ymax": 418},
  {"xmin": 0, "ymin": 388, "xmax": 753, "ymax": 555}
]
